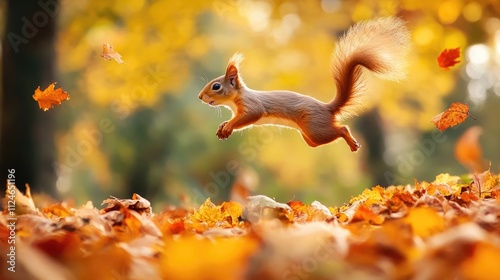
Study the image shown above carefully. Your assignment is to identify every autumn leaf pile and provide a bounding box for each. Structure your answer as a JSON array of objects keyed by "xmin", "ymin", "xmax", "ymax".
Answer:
[{"xmin": 1, "ymin": 170, "xmax": 500, "ymax": 280}]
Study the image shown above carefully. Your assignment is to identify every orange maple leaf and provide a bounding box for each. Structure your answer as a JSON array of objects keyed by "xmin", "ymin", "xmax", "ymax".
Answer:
[
  {"xmin": 432, "ymin": 102, "xmax": 475, "ymax": 131},
  {"xmin": 437, "ymin": 48, "xmax": 461, "ymax": 69},
  {"xmin": 32, "ymin": 82, "xmax": 70, "ymax": 111},
  {"xmin": 100, "ymin": 43, "xmax": 125, "ymax": 64}
]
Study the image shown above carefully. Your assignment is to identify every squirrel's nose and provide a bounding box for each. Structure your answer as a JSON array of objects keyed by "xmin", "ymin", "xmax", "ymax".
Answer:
[{"xmin": 198, "ymin": 93, "xmax": 203, "ymax": 100}]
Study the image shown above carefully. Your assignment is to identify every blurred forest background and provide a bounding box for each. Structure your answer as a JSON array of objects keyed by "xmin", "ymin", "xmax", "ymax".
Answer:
[{"xmin": 1, "ymin": 0, "xmax": 499, "ymax": 209}]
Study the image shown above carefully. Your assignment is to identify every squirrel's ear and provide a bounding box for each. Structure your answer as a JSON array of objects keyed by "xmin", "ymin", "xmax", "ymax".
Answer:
[
  {"xmin": 225, "ymin": 53, "xmax": 244, "ymax": 88},
  {"xmin": 225, "ymin": 64, "xmax": 239, "ymax": 87}
]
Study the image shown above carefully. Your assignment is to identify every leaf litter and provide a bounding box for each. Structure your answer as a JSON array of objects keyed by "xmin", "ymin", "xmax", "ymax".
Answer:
[{"xmin": 2, "ymin": 172, "xmax": 500, "ymax": 279}]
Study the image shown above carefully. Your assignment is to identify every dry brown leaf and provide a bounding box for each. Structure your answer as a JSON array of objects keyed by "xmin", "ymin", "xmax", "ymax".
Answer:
[
  {"xmin": 152, "ymin": 207, "xmax": 190, "ymax": 235},
  {"xmin": 3, "ymin": 172, "xmax": 500, "ymax": 280},
  {"xmin": 101, "ymin": 193, "xmax": 152, "ymax": 216},
  {"xmin": 41, "ymin": 203, "xmax": 74, "ymax": 220},
  {"xmin": 229, "ymin": 167, "xmax": 259, "ymax": 205},
  {"xmin": 351, "ymin": 205, "xmax": 385, "ymax": 225},
  {"xmin": 244, "ymin": 195, "xmax": 292, "ymax": 223},
  {"xmin": 289, "ymin": 200, "xmax": 333, "ymax": 222},
  {"xmin": 4, "ymin": 184, "xmax": 37, "ymax": 215}
]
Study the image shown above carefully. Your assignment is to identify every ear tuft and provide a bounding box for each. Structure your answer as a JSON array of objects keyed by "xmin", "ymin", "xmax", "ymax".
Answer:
[
  {"xmin": 225, "ymin": 53, "xmax": 244, "ymax": 88},
  {"xmin": 229, "ymin": 52, "xmax": 244, "ymax": 68}
]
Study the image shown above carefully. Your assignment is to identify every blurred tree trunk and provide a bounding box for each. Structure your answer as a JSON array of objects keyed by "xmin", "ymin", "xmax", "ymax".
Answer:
[
  {"xmin": 1, "ymin": 0, "xmax": 58, "ymax": 196},
  {"xmin": 356, "ymin": 108, "xmax": 394, "ymax": 187}
]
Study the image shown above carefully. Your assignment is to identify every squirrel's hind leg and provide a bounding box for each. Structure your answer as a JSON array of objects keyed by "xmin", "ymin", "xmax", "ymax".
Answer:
[
  {"xmin": 299, "ymin": 122, "xmax": 360, "ymax": 151},
  {"xmin": 301, "ymin": 133, "xmax": 321, "ymax": 148},
  {"xmin": 339, "ymin": 125, "xmax": 361, "ymax": 152}
]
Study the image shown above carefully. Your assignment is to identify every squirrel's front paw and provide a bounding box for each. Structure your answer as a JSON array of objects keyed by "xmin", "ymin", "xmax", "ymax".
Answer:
[{"xmin": 216, "ymin": 121, "xmax": 233, "ymax": 140}]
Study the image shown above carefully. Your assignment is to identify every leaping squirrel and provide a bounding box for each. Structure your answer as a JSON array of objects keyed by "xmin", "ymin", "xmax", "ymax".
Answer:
[{"xmin": 198, "ymin": 17, "xmax": 411, "ymax": 152}]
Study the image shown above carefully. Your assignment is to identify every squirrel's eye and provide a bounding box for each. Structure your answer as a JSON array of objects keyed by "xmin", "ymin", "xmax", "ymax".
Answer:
[{"xmin": 211, "ymin": 82, "xmax": 221, "ymax": 91}]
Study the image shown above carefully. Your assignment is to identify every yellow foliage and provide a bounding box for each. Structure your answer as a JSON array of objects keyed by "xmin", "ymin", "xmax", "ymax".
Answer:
[
  {"xmin": 4, "ymin": 171, "xmax": 500, "ymax": 279},
  {"xmin": 460, "ymin": 242, "xmax": 500, "ymax": 279},
  {"xmin": 160, "ymin": 236, "xmax": 259, "ymax": 280},
  {"xmin": 187, "ymin": 198, "xmax": 225, "ymax": 230},
  {"xmin": 404, "ymin": 207, "xmax": 445, "ymax": 238}
]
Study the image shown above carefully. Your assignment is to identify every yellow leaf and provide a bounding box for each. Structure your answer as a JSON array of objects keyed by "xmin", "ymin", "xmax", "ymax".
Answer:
[
  {"xmin": 160, "ymin": 236, "xmax": 258, "ymax": 280},
  {"xmin": 461, "ymin": 242, "xmax": 500, "ymax": 279},
  {"xmin": 187, "ymin": 198, "xmax": 225, "ymax": 231},
  {"xmin": 221, "ymin": 201, "xmax": 243, "ymax": 226},
  {"xmin": 404, "ymin": 207, "xmax": 444, "ymax": 238}
]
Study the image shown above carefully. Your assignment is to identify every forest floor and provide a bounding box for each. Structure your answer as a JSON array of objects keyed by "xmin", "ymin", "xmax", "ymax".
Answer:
[{"xmin": 1, "ymin": 171, "xmax": 500, "ymax": 280}]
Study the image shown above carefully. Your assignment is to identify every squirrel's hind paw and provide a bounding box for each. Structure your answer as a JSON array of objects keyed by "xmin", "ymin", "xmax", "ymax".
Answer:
[{"xmin": 350, "ymin": 141, "xmax": 361, "ymax": 152}]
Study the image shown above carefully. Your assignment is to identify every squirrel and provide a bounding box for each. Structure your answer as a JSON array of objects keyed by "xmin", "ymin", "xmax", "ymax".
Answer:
[{"xmin": 198, "ymin": 17, "xmax": 411, "ymax": 152}]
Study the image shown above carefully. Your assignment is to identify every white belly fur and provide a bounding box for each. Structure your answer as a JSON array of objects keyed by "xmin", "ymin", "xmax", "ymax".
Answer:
[{"xmin": 252, "ymin": 116, "xmax": 301, "ymax": 131}]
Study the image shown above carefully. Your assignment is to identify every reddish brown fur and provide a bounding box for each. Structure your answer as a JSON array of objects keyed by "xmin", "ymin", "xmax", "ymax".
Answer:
[{"xmin": 198, "ymin": 17, "xmax": 411, "ymax": 151}]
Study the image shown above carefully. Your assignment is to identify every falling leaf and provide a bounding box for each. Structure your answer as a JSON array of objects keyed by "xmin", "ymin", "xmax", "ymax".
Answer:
[
  {"xmin": 229, "ymin": 168, "xmax": 258, "ymax": 205},
  {"xmin": 437, "ymin": 48, "xmax": 461, "ymax": 69},
  {"xmin": 100, "ymin": 43, "xmax": 125, "ymax": 64},
  {"xmin": 432, "ymin": 102, "xmax": 474, "ymax": 131},
  {"xmin": 455, "ymin": 126, "xmax": 487, "ymax": 173},
  {"xmin": 32, "ymin": 82, "xmax": 70, "ymax": 111}
]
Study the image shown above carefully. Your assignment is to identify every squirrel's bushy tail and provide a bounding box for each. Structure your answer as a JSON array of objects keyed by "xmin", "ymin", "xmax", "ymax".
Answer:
[{"xmin": 329, "ymin": 17, "xmax": 411, "ymax": 120}]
